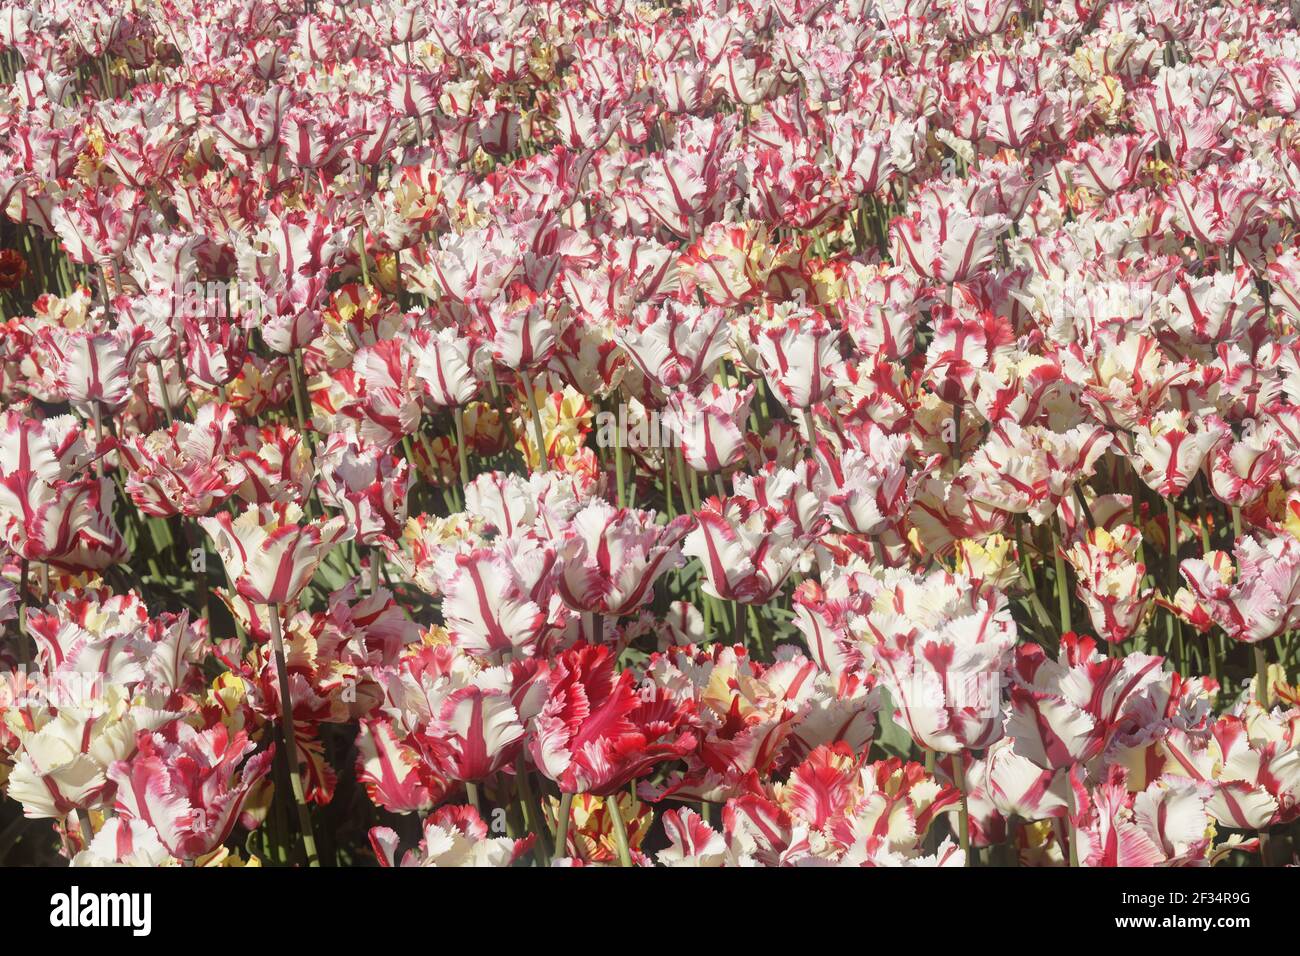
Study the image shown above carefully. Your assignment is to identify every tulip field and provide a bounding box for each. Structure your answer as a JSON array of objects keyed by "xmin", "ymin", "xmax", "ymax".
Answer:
[{"xmin": 1, "ymin": 0, "xmax": 1299, "ymax": 871}]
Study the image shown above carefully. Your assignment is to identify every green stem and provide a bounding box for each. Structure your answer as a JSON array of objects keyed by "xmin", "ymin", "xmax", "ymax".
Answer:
[
  {"xmin": 268, "ymin": 604, "xmax": 320, "ymax": 867},
  {"xmin": 613, "ymin": 424, "xmax": 625, "ymax": 507},
  {"xmin": 356, "ymin": 229, "xmax": 369, "ymax": 287},
  {"xmin": 747, "ymin": 604, "xmax": 764, "ymax": 656},
  {"xmin": 1255, "ymin": 644, "xmax": 1272, "ymax": 710},
  {"xmin": 453, "ymin": 405, "xmax": 470, "ymax": 489},
  {"xmin": 663, "ymin": 454, "xmax": 675, "ymax": 519},
  {"xmin": 523, "ymin": 380, "xmax": 549, "ymax": 473},
  {"xmin": 515, "ymin": 756, "xmax": 551, "ymax": 866},
  {"xmin": 673, "ymin": 448, "xmax": 695, "ymax": 515},
  {"xmin": 1051, "ymin": 520, "xmax": 1072, "ymax": 634},
  {"xmin": 1165, "ymin": 498, "xmax": 1179, "ymax": 590},
  {"xmin": 553, "ymin": 792, "xmax": 573, "ymax": 863},
  {"xmin": 952, "ymin": 752, "xmax": 971, "ymax": 866},
  {"xmin": 605, "ymin": 795, "xmax": 634, "ymax": 868},
  {"xmin": 15, "ymin": 559, "xmax": 28, "ymax": 665},
  {"xmin": 288, "ymin": 351, "xmax": 311, "ymax": 441},
  {"xmin": 154, "ymin": 360, "xmax": 173, "ymax": 426}
]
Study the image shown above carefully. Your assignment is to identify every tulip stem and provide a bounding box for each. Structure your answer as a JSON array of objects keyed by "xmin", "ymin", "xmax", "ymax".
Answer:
[
  {"xmin": 553, "ymin": 792, "xmax": 572, "ymax": 863},
  {"xmin": 187, "ymin": 521, "xmax": 210, "ymax": 625},
  {"xmin": 674, "ymin": 449, "xmax": 696, "ymax": 513},
  {"xmin": 288, "ymin": 352, "xmax": 311, "ymax": 442},
  {"xmin": 453, "ymin": 405, "xmax": 470, "ymax": 488},
  {"xmin": 921, "ymin": 749, "xmax": 937, "ymax": 852},
  {"xmin": 1051, "ymin": 521, "xmax": 1072, "ymax": 633},
  {"xmin": 76, "ymin": 808, "xmax": 93, "ymax": 847},
  {"xmin": 514, "ymin": 757, "xmax": 550, "ymax": 865},
  {"xmin": 952, "ymin": 753, "xmax": 971, "ymax": 866},
  {"xmin": 523, "ymin": 381, "xmax": 549, "ymax": 473},
  {"xmin": 1166, "ymin": 498, "xmax": 1184, "ymax": 666},
  {"xmin": 663, "ymin": 455, "xmax": 675, "ymax": 518},
  {"xmin": 1018, "ymin": 526, "xmax": 1056, "ymax": 643},
  {"xmin": 1073, "ymin": 486, "xmax": 1096, "ymax": 530},
  {"xmin": 415, "ymin": 429, "xmax": 460, "ymax": 511},
  {"xmin": 154, "ymin": 361, "xmax": 173, "ymax": 426},
  {"xmin": 605, "ymin": 795, "xmax": 634, "ymax": 867},
  {"xmin": 747, "ymin": 604, "xmax": 765, "ymax": 655},
  {"xmin": 613, "ymin": 427, "xmax": 625, "ymax": 507},
  {"xmin": 15, "ymin": 559, "xmax": 28, "ymax": 663},
  {"xmin": 1255, "ymin": 644, "xmax": 1272, "ymax": 709},
  {"xmin": 268, "ymin": 604, "xmax": 320, "ymax": 867}
]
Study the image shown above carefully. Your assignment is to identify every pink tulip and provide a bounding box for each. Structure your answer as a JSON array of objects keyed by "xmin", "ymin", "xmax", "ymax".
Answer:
[{"xmin": 107, "ymin": 722, "xmax": 273, "ymax": 861}]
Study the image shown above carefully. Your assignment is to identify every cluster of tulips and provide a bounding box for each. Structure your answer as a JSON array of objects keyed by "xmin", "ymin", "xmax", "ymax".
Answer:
[{"xmin": 1, "ymin": 0, "xmax": 1299, "ymax": 869}]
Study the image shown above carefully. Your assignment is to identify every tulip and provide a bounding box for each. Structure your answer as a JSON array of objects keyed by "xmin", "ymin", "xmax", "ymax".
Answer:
[
  {"xmin": 755, "ymin": 310, "xmax": 841, "ymax": 419},
  {"xmin": 314, "ymin": 429, "xmax": 410, "ymax": 548},
  {"xmin": 616, "ymin": 299, "xmax": 731, "ymax": 391},
  {"xmin": 961, "ymin": 422, "xmax": 1112, "ymax": 525},
  {"xmin": 1204, "ymin": 425, "xmax": 1285, "ymax": 510},
  {"xmin": 369, "ymin": 805, "xmax": 533, "ymax": 867},
  {"xmin": 867, "ymin": 571, "xmax": 1018, "ymax": 757},
  {"xmin": 411, "ymin": 326, "xmax": 479, "ymax": 408},
  {"xmin": 1006, "ymin": 634, "xmax": 1176, "ymax": 774},
  {"xmin": 1064, "ymin": 525, "xmax": 1156, "ymax": 646},
  {"xmin": 199, "ymin": 502, "xmax": 352, "ymax": 608},
  {"xmin": 641, "ymin": 643, "xmax": 818, "ymax": 804},
  {"xmin": 529, "ymin": 642, "xmax": 696, "ymax": 797},
  {"xmin": 682, "ymin": 497, "xmax": 817, "ymax": 605},
  {"xmin": 1180, "ymin": 534, "xmax": 1300, "ymax": 646},
  {"xmin": 118, "ymin": 403, "xmax": 247, "ymax": 517},
  {"xmin": 662, "ymin": 383, "xmax": 755, "ymax": 473},
  {"xmin": 1168, "ymin": 162, "xmax": 1276, "ymax": 251},
  {"xmin": 107, "ymin": 722, "xmax": 273, "ymax": 862},
  {"xmin": 1071, "ymin": 766, "xmax": 1216, "ymax": 867},
  {"xmin": 6, "ymin": 683, "xmax": 176, "ymax": 823},
  {"xmin": 814, "ymin": 424, "xmax": 923, "ymax": 536},
  {"xmin": 1124, "ymin": 411, "xmax": 1224, "ymax": 498},
  {"xmin": 0, "ymin": 411, "xmax": 126, "ymax": 571},
  {"xmin": 555, "ymin": 502, "xmax": 689, "ymax": 619},
  {"xmin": 890, "ymin": 189, "xmax": 1010, "ymax": 284},
  {"xmin": 440, "ymin": 540, "xmax": 556, "ymax": 661}
]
